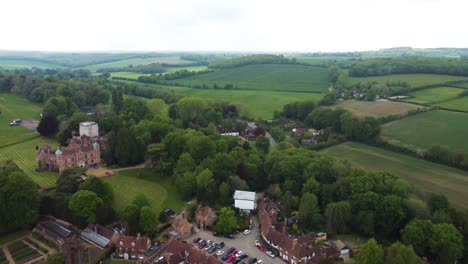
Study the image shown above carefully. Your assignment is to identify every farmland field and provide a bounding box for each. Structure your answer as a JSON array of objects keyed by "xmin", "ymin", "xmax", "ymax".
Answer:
[
  {"xmin": 0, "ymin": 137, "xmax": 58, "ymax": 188},
  {"xmin": 168, "ymin": 64, "xmax": 330, "ymax": 93},
  {"xmin": 0, "ymin": 94, "xmax": 43, "ymax": 147},
  {"xmin": 403, "ymin": 86, "xmax": 465, "ymax": 104},
  {"xmin": 103, "ymin": 169, "xmax": 185, "ymax": 214},
  {"xmin": 346, "ymin": 74, "xmax": 468, "ymax": 88},
  {"xmin": 322, "ymin": 142, "xmax": 468, "ymax": 208},
  {"xmin": 329, "ymin": 100, "xmax": 424, "ymax": 118},
  {"xmin": 110, "ymin": 72, "xmax": 151, "ymax": 79},
  {"xmin": 163, "ymin": 86, "xmax": 323, "ymax": 119},
  {"xmin": 434, "ymin": 96, "xmax": 468, "ymax": 112},
  {"xmin": 81, "ymin": 56, "xmax": 194, "ymax": 71},
  {"xmin": 0, "ymin": 59, "xmax": 64, "ymax": 69},
  {"xmin": 381, "ymin": 110, "xmax": 468, "ymax": 154}
]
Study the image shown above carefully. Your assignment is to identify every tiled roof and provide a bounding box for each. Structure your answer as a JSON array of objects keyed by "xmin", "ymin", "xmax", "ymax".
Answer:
[
  {"xmin": 81, "ymin": 228, "xmax": 110, "ymax": 248},
  {"xmin": 45, "ymin": 221, "xmax": 72, "ymax": 238},
  {"xmin": 154, "ymin": 239, "xmax": 221, "ymax": 264}
]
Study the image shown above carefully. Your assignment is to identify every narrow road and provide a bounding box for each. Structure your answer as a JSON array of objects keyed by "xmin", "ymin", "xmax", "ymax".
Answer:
[
  {"xmin": 2, "ymin": 246, "xmax": 14, "ymax": 264},
  {"xmin": 246, "ymin": 122, "xmax": 276, "ymax": 149}
]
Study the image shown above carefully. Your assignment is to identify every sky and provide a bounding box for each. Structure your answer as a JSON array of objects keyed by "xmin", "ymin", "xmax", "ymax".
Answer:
[{"xmin": 0, "ymin": 0, "xmax": 467, "ymax": 52}]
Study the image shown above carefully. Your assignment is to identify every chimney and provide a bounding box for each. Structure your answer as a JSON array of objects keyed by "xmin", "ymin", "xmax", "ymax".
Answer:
[
  {"xmin": 182, "ymin": 211, "xmax": 186, "ymax": 220},
  {"xmin": 292, "ymin": 239, "xmax": 298, "ymax": 249}
]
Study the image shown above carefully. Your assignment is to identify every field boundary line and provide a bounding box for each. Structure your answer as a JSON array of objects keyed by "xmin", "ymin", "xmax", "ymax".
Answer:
[{"xmin": 0, "ymin": 134, "xmax": 40, "ymax": 150}]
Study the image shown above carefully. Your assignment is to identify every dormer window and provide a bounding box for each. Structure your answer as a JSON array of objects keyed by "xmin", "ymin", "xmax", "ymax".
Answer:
[
  {"xmin": 131, "ymin": 242, "xmax": 135, "ymax": 247},
  {"xmin": 120, "ymin": 241, "xmax": 123, "ymax": 246}
]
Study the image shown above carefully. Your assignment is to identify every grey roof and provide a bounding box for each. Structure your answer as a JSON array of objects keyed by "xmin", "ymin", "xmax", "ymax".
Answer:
[
  {"xmin": 80, "ymin": 121, "xmax": 96, "ymax": 127},
  {"xmin": 169, "ymin": 230, "xmax": 180, "ymax": 237},
  {"xmin": 45, "ymin": 221, "xmax": 72, "ymax": 238},
  {"xmin": 233, "ymin": 190, "xmax": 256, "ymax": 201},
  {"xmin": 81, "ymin": 228, "xmax": 110, "ymax": 248}
]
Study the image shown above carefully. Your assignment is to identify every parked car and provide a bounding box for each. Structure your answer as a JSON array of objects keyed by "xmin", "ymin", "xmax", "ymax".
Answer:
[
  {"xmin": 226, "ymin": 234, "xmax": 235, "ymax": 239},
  {"xmin": 216, "ymin": 250, "xmax": 224, "ymax": 256},
  {"xmin": 254, "ymin": 240, "xmax": 259, "ymax": 246},
  {"xmin": 227, "ymin": 255, "xmax": 237, "ymax": 263},
  {"xmin": 257, "ymin": 244, "xmax": 265, "ymax": 251},
  {"xmin": 222, "ymin": 254, "xmax": 231, "ymax": 261},
  {"xmin": 256, "ymin": 260, "xmax": 263, "ymax": 264},
  {"xmin": 217, "ymin": 242, "xmax": 225, "ymax": 249},
  {"xmin": 193, "ymin": 237, "xmax": 201, "ymax": 243},
  {"xmin": 197, "ymin": 239, "xmax": 205, "ymax": 245},
  {"xmin": 248, "ymin": 258, "xmax": 257, "ymax": 264},
  {"xmin": 205, "ymin": 243, "xmax": 213, "ymax": 250},
  {"xmin": 198, "ymin": 241, "xmax": 207, "ymax": 249},
  {"xmin": 208, "ymin": 246, "xmax": 217, "ymax": 254},
  {"xmin": 239, "ymin": 254, "xmax": 248, "ymax": 259},
  {"xmin": 230, "ymin": 250, "xmax": 238, "ymax": 257},
  {"xmin": 266, "ymin": 251, "xmax": 276, "ymax": 258},
  {"xmin": 243, "ymin": 229, "xmax": 251, "ymax": 235},
  {"xmin": 9, "ymin": 119, "xmax": 22, "ymax": 126},
  {"xmin": 235, "ymin": 251, "xmax": 244, "ymax": 258},
  {"xmin": 233, "ymin": 260, "xmax": 241, "ymax": 264}
]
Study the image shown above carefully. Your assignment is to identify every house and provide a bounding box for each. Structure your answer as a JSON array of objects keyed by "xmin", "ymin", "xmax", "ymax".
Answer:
[
  {"xmin": 194, "ymin": 206, "xmax": 217, "ymax": 229},
  {"xmin": 116, "ymin": 235, "xmax": 151, "ymax": 260},
  {"xmin": 258, "ymin": 199, "xmax": 339, "ymax": 264},
  {"xmin": 149, "ymin": 239, "xmax": 221, "ymax": 264},
  {"xmin": 333, "ymin": 240, "xmax": 350, "ymax": 259},
  {"xmin": 80, "ymin": 224, "xmax": 117, "ymax": 249},
  {"xmin": 233, "ymin": 190, "xmax": 256, "ymax": 212},
  {"xmin": 79, "ymin": 121, "xmax": 99, "ymax": 138},
  {"xmin": 166, "ymin": 212, "xmax": 196, "ymax": 239},
  {"xmin": 37, "ymin": 135, "xmax": 101, "ymax": 173}
]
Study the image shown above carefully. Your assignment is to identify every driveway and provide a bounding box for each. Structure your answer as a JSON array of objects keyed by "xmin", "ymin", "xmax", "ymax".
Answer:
[{"xmin": 184, "ymin": 216, "xmax": 284, "ymax": 264}]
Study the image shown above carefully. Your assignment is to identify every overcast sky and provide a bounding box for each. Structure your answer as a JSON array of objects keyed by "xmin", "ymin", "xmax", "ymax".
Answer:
[{"xmin": 0, "ymin": 0, "xmax": 466, "ymax": 52}]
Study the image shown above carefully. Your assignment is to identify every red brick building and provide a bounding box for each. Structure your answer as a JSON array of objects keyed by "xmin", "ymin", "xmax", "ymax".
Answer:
[
  {"xmin": 194, "ymin": 206, "xmax": 217, "ymax": 229},
  {"xmin": 37, "ymin": 136, "xmax": 101, "ymax": 173},
  {"xmin": 116, "ymin": 235, "xmax": 151, "ymax": 260}
]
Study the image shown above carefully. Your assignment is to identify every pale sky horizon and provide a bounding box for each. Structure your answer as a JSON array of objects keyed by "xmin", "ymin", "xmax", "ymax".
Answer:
[{"xmin": 1, "ymin": 0, "xmax": 467, "ymax": 52}]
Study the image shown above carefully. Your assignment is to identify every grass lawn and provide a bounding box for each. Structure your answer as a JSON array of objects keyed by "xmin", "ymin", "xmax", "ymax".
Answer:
[
  {"xmin": 403, "ymin": 86, "xmax": 465, "ymax": 105},
  {"xmin": 103, "ymin": 169, "xmax": 185, "ymax": 215},
  {"xmin": 321, "ymin": 142, "xmax": 468, "ymax": 208},
  {"xmin": 381, "ymin": 110, "xmax": 468, "ymax": 154},
  {"xmin": 0, "ymin": 94, "xmax": 43, "ymax": 147},
  {"xmin": 169, "ymin": 64, "xmax": 330, "ymax": 93},
  {"xmin": 81, "ymin": 56, "xmax": 193, "ymax": 71},
  {"xmin": 163, "ymin": 65, "xmax": 208, "ymax": 73},
  {"xmin": 435, "ymin": 96, "xmax": 468, "ymax": 112},
  {"xmin": 0, "ymin": 231, "xmax": 29, "ymax": 246},
  {"xmin": 329, "ymin": 100, "xmax": 424, "ymax": 118},
  {"xmin": 346, "ymin": 74, "xmax": 468, "ymax": 88},
  {"xmin": 0, "ymin": 137, "xmax": 58, "ymax": 188},
  {"xmin": 110, "ymin": 72, "xmax": 151, "ymax": 79},
  {"xmin": 0, "ymin": 59, "xmax": 63, "ymax": 69}
]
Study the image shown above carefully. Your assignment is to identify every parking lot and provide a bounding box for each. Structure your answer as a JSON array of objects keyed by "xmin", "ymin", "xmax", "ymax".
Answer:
[{"xmin": 184, "ymin": 216, "xmax": 284, "ymax": 264}]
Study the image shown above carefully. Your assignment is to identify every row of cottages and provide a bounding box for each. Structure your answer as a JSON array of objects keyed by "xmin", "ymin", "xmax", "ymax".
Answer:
[
  {"xmin": 148, "ymin": 239, "xmax": 221, "ymax": 264},
  {"xmin": 258, "ymin": 198, "xmax": 339, "ymax": 264},
  {"xmin": 37, "ymin": 135, "xmax": 101, "ymax": 173},
  {"xmin": 33, "ymin": 216, "xmax": 154, "ymax": 264}
]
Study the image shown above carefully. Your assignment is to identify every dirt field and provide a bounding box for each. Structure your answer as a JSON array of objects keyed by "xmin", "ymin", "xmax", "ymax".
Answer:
[
  {"xmin": 20, "ymin": 119, "xmax": 39, "ymax": 131},
  {"xmin": 329, "ymin": 100, "xmax": 425, "ymax": 118}
]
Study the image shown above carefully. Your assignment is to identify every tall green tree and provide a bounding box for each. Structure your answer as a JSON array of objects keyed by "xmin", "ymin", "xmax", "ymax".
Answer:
[
  {"xmin": 37, "ymin": 113, "xmax": 59, "ymax": 137},
  {"xmin": 45, "ymin": 252, "xmax": 65, "ymax": 264},
  {"xmin": 80, "ymin": 176, "xmax": 114, "ymax": 203},
  {"xmin": 112, "ymin": 88, "xmax": 124, "ymax": 114},
  {"xmin": 384, "ymin": 242, "xmax": 421, "ymax": 264},
  {"xmin": 68, "ymin": 190, "xmax": 103, "ymax": 222},
  {"xmin": 298, "ymin": 192, "xmax": 321, "ymax": 231},
  {"xmin": 139, "ymin": 206, "xmax": 157, "ymax": 233},
  {"xmin": 214, "ymin": 208, "xmax": 238, "ymax": 235},
  {"xmin": 255, "ymin": 136, "xmax": 270, "ymax": 154},
  {"xmin": 325, "ymin": 201, "xmax": 351, "ymax": 234},
  {"xmin": 356, "ymin": 238, "xmax": 384, "ymax": 264}
]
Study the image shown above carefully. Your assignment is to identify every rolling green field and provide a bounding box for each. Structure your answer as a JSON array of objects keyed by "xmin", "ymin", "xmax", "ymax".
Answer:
[
  {"xmin": 322, "ymin": 142, "xmax": 468, "ymax": 208},
  {"xmin": 403, "ymin": 86, "xmax": 465, "ymax": 104},
  {"xmin": 110, "ymin": 72, "xmax": 151, "ymax": 79},
  {"xmin": 169, "ymin": 64, "xmax": 330, "ymax": 92},
  {"xmin": 103, "ymin": 169, "xmax": 185, "ymax": 214},
  {"xmin": 163, "ymin": 65, "xmax": 208, "ymax": 73},
  {"xmin": 381, "ymin": 110, "xmax": 468, "ymax": 154},
  {"xmin": 153, "ymin": 84, "xmax": 323, "ymax": 119},
  {"xmin": 0, "ymin": 137, "xmax": 58, "ymax": 188},
  {"xmin": 0, "ymin": 59, "xmax": 63, "ymax": 69},
  {"xmin": 0, "ymin": 94, "xmax": 43, "ymax": 147},
  {"xmin": 347, "ymin": 74, "xmax": 468, "ymax": 88},
  {"xmin": 329, "ymin": 100, "xmax": 424, "ymax": 118},
  {"xmin": 434, "ymin": 97, "xmax": 468, "ymax": 111},
  {"xmin": 81, "ymin": 56, "xmax": 194, "ymax": 71}
]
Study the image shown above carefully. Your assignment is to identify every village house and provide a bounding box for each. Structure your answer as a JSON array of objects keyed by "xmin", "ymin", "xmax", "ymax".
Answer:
[
  {"xmin": 194, "ymin": 206, "xmax": 217, "ymax": 229},
  {"xmin": 116, "ymin": 235, "xmax": 151, "ymax": 260},
  {"xmin": 37, "ymin": 135, "xmax": 101, "ymax": 173},
  {"xmin": 166, "ymin": 211, "xmax": 196, "ymax": 239},
  {"xmin": 150, "ymin": 239, "xmax": 221, "ymax": 264},
  {"xmin": 258, "ymin": 199, "xmax": 339, "ymax": 264},
  {"xmin": 233, "ymin": 190, "xmax": 257, "ymax": 213}
]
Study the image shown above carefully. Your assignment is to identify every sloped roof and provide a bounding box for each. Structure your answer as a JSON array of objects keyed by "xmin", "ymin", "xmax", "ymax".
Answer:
[
  {"xmin": 233, "ymin": 190, "xmax": 256, "ymax": 201},
  {"xmin": 81, "ymin": 228, "xmax": 110, "ymax": 248},
  {"xmin": 45, "ymin": 221, "xmax": 71, "ymax": 238}
]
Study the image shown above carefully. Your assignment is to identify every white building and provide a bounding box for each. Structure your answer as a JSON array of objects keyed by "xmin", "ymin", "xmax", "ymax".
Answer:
[
  {"xmin": 79, "ymin": 121, "xmax": 99, "ymax": 138},
  {"xmin": 233, "ymin": 190, "xmax": 256, "ymax": 212}
]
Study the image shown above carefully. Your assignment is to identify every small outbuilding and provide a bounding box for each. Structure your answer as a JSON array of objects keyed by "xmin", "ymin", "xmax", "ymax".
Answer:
[{"xmin": 233, "ymin": 190, "xmax": 256, "ymax": 212}]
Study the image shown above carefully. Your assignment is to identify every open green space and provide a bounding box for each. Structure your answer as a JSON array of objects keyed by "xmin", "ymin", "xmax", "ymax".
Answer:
[
  {"xmin": 0, "ymin": 93, "xmax": 43, "ymax": 147},
  {"xmin": 403, "ymin": 86, "xmax": 465, "ymax": 104},
  {"xmin": 81, "ymin": 56, "xmax": 194, "ymax": 71},
  {"xmin": 110, "ymin": 72, "xmax": 151, "ymax": 79},
  {"xmin": 169, "ymin": 64, "xmax": 330, "ymax": 93},
  {"xmin": 168, "ymin": 86, "xmax": 323, "ymax": 119},
  {"xmin": 434, "ymin": 96, "xmax": 468, "ymax": 112},
  {"xmin": 381, "ymin": 110, "xmax": 468, "ymax": 154},
  {"xmin": 0, "ymin": 59, "xmax": 64, "ymax": 69},
  {"xmin": 163, "ymin": 65, "xmax": 208, "ymax": 73},
  {"xmin": 0, "ymin": 137, "xmax": 58, "ymax": 188},
  {"xmin": 322, "ymin": 142, "xmax": 468, "ymax": 208},
  {"xmin": 103, "ymin": 169, "xmax": 185, "ymax": 214},
  {"xmin": 346, "ymin": 74, "xmax": 468, "ymax": 88},
  {"xmin": 329, "ymin": 100, "xmax": 424, "ymax": 118}
]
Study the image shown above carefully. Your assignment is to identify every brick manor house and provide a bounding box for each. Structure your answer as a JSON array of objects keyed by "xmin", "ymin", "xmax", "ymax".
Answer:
[{"xmin": 37, "ymin": 122, "xmax": 103, "ymax": 173}]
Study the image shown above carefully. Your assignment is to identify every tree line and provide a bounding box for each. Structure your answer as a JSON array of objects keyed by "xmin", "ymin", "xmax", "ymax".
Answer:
[{"xmin": 208, "ymin": 54, "xmax": 298, "ymax": 69}]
